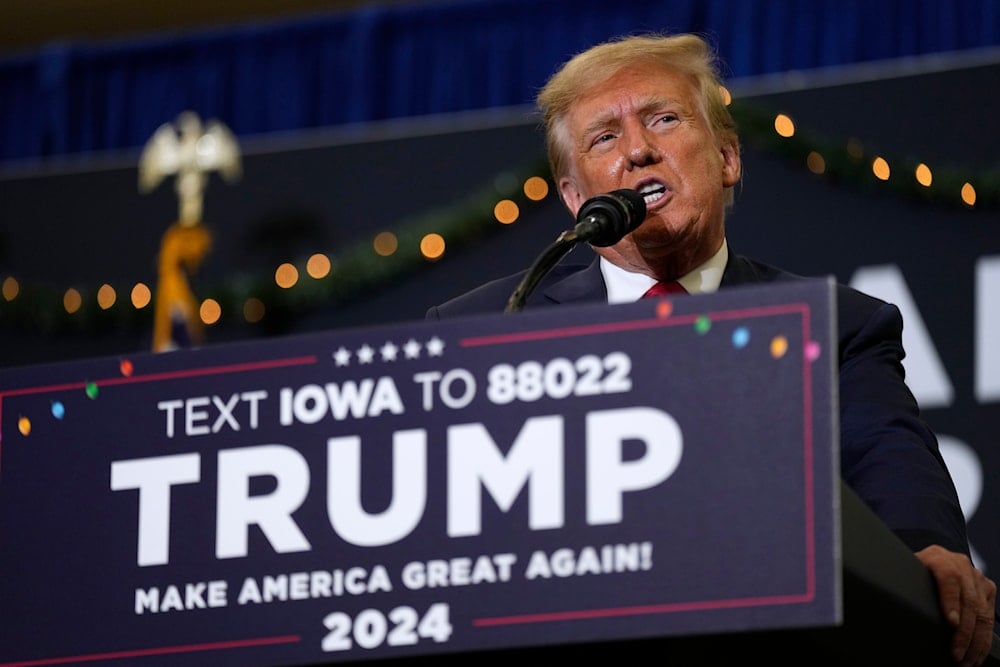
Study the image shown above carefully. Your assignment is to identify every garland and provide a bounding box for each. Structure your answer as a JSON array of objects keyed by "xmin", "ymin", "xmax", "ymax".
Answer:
[
  {"xmin": 2, "ymin": 104, "xmax": 997, "ymax": 339},
  {"xmin": 0, "ymin": 157, "xmax": 552, "ymax": 338},
  {"xmin": 729, "ymin": 100, "xmax": 999, "ymax": 208}
]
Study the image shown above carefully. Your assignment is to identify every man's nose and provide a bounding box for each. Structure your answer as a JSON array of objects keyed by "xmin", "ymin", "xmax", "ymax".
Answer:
[{"xmin": 622, "ymin": 126, "xmax": 660, "ymax": 168}]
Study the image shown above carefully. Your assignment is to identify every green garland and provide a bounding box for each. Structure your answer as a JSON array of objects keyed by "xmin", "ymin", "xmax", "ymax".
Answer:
[
  {"xmin": 206, "ymin": 163, "xmax": 548, "ymax": 329},
  {"xmin": 729, "ymin": 100, "xmax": 1000, "ymax": 208},
  {"xmin": 2, "ymin": 103, "xmax": 997, "ymax": 337},
  {"xmin": 0, "ymin": 157, "xmax": 552, "ymax": 337}
]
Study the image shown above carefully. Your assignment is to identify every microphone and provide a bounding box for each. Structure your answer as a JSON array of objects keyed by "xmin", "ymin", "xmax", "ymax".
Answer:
[
  {"xmin": 503, "ymin": 189, "xmax": 647, "ymax": 313},
  {"xmin": 571, "ymin": 189, "xmax": 647, "ymax": 247}
]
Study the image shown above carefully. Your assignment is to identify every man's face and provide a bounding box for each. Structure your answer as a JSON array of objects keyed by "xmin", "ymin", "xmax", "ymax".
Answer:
[{"xmin": 557, "ymin": 62, "xmax": 740, "ymax": 274}]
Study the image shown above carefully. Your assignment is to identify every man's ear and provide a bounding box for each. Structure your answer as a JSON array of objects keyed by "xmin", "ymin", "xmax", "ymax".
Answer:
[
  {"xmin": 720, "ymin": 139, "xmax": 742, "ymax": 187},
  {"xmin": 559, "ymin": 177, "xmax": 584, "ymax": 217}
]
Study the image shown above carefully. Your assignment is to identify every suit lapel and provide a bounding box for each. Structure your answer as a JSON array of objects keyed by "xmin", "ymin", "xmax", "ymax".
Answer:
[
  {"xmin": 535, "ymin": 248, "xmax": 775, "ymax": 306},
  {"xmin": 540, "ymin": 257, "xmax": 607, "ymax": 305},
  {"xmin": 721, "ymin": 252, "xmax": 765, "ymax": 287}
]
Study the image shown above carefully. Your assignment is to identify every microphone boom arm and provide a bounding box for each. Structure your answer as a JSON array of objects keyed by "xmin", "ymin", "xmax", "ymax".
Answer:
[
  {"xmin": 504, "ymin": 230, "xmax": 579, "ymax": 313},
  {"xmin": 503, "ymin": 189, "xmax": 646, "ymax": 314}
]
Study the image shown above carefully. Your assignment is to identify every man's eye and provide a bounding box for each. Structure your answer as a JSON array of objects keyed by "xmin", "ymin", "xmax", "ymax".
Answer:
[
  {"xmin": 594, "ymin": 132, "xmax": 615, "ymax": 144},
  {"xmin": 655, "ymin": 113, "xmax": 678, "ymax": 125}
]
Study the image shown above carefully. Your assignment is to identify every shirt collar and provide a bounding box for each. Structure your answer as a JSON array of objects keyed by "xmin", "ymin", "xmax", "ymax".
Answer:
[{"xmin": 600, "ymin": 239, "xmax": 729, "ymax": 304}]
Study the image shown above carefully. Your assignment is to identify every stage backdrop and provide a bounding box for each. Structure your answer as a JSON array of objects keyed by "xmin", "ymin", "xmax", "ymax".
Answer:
[{"xmin": 0, "ymin": 54, "xmax": 998, "ymax": 589}]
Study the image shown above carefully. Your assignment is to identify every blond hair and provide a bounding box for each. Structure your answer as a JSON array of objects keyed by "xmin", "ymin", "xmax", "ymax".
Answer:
[{"xmin": 537, "ymin": 33, "xmax": 738, "ymax": 185}]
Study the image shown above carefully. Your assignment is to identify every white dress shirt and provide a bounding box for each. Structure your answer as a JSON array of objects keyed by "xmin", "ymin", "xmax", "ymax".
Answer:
[{"xmin": 600, "ymin": 239, "xmax": 729, "ymax": 304}]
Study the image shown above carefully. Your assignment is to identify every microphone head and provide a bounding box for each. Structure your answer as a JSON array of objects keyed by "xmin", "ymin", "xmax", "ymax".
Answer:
[{"xmin": 575, "ymin": 189, "xmax": 647, "ymax": 247}]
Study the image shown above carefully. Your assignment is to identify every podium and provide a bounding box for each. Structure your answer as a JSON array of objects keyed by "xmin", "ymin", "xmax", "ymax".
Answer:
[
  {"xmin": 0, "ymin": 280, "xmax": 995, "ymax": 666},
  {"xmin": 377, "ymin": 482, "xmax": 994, "ymax": 667}
]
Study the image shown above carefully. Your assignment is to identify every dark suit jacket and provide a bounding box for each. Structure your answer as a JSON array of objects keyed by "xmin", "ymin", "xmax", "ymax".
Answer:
[{"xmin": 427, "ymin": 249, "xmax": 971, "ymax": 556}]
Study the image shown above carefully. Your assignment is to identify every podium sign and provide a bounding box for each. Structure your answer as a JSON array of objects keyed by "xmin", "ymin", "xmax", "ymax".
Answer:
[{"xmin": 0, "ymin": 280, "xmax": 839, "ymax": 666}]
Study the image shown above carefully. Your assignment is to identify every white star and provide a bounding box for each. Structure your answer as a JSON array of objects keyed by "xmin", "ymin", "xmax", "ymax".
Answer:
[
  {"xmin": 380, "ymin": 341, "xmax": 399, "ymax": 362},
  {"xmin": 426, "ymin": 336, "xmax": 445, "ymax": 357},
  {"xmin": 357, "ymin": 344, "xmax": 375, "ymax": 364},
  {"xmin": 403, "ymin": 338, "xmax": 422, "ymax": 359},
  {"xmin": 333, "ymin": 346, "xmax": 352, "ymax": 366}
]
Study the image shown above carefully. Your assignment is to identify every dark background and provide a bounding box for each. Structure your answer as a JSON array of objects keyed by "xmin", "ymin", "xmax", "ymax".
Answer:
[
  {"xmin": 2, "ymin": 58, "xmax": 997, "ymax": 573},
  {"xmin": 0, "ymin": 0, "xmax": 998, "ymax": 653}
]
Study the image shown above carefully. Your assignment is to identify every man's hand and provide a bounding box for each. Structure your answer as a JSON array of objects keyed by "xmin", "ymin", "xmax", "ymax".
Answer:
[{"xmin": 916, "ymin": 545, "xmax": 997, "ymax": 666}]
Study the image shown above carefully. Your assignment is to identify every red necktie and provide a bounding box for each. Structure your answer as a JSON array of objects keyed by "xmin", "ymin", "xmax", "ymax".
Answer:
[{"xmin": 642, "ymin": 281, "xmax": 686, "ymax": 298}]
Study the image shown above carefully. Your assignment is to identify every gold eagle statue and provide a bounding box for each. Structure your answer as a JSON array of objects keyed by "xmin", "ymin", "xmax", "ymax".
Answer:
[
  {"xmin": 138, "ymin": 111, "xmax": 241, "ymax": 352},
  {"xmin": 138, "ymin": 110, "xmax": 242, "ymax": 225}
]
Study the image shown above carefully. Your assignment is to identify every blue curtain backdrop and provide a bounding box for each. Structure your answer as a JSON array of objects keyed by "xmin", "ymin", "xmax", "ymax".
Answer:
[{"xmin": 1, "ymin": 0, "xmax": 998, "ymax": 164}]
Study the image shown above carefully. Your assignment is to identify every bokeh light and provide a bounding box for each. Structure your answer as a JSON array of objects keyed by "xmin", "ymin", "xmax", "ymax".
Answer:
[
  {"xmin": 200, "ymin": 298, "xmax": 222, "ymax": 325},
  {"xmin": 774, "ymin": 114, "xmax": 795, "ymax": 138},
  {"xmin": 63, "ymin": 288, "xmax": 82, "ymax": 314},
  {"xmin": 306, "ymin": 253, "xmax": 331, "ymax": 279},
  {"xmin": 2, "ymin": 276, "xmax": 19, "ymax": 301},
  {"xmin": 243, "ymin": 297, "xmax": 265, "ymax": 323},
  {"xmin": 275, "ymin": 263, "xmax": 299, "ymax": 288},
  {"xmin": 915, "ymin": 163, "xmax": 933, "ymax": 187},
  {"xmin": 97, "ymin": 284, "xmax": 116, "ymax": 309},
  {"xmin": 872, "ymin": 157, "xmax": 890, "ymax": 181},
  {"xmin": 806, "ymin": 151, "xmax": 826, "ymax": 175},
  {"xmin": 523, "ymin": 176, "xmax": 549, "ymax": 201},
  {"xmin": 420, "ymin": 233, "xmax": 446, "ymax": 260},
  {"xmin": 131, "ymin": 283, "xmax": 152, "ymax": 308},
  {"xmin": 373, "ymin": 232, "xmax": 398, "ymax": 256},
  {"xmin": 961, "ymin": 183, "xmax": 977, "ymax": 207},
  {"xmin": 494, "ymin": 199, "xmax": 520, "ymax": 224},
  {"xmin": 846, "ymin": 138, "xmax": 865, "ymax": 161}
]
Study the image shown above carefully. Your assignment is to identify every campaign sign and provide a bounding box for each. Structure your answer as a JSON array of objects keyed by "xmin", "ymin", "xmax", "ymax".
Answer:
[{"xmin": 0, "ymin": 279, "xmax": 838, "ymax": 666}]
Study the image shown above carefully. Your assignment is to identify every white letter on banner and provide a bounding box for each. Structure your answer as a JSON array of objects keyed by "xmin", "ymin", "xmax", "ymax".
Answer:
[
  {"xmin": 111, "ymin": 453, "xmax": 201, "ymax": 567},
  {"xmin": 586, "ymin": 407, "xmax": 682, "ymax": 525},
  {"xmin": 447, "ymin": 416, "xmax": 564, "ymax": 537},
  {"xmin": 327, "ymin": 430, "xmax": 427, "ymax": 546},
  {"xmin": 849, "ymin": 264, "xmax": 953, "ymax": 408},
  {"xmin": 216, "ymin": 445, "xmax": 311, "ymax": 559},
  {"xmin": 976, "ymin": 256, "xmax": 1000, "ymax": 403}
]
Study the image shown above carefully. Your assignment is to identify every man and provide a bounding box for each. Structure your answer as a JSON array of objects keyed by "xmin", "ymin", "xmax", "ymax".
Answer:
[{"xmin": 427, "ymin": 32, "xmax": 997, "ymax": 665}]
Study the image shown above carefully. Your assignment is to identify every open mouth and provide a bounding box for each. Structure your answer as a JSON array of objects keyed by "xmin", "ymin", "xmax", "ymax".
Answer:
[{"xmin": 637, "ymin": 181, "xmax": 666, "ymax": 206}]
